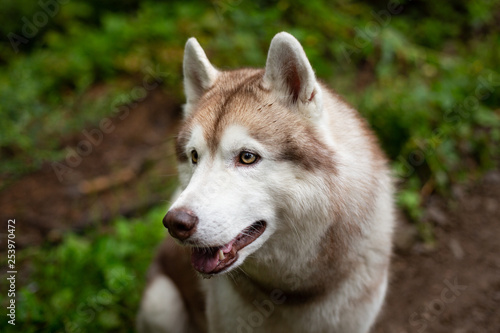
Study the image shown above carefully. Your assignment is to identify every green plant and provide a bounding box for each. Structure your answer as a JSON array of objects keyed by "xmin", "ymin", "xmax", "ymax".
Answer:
[{"xmin": 0, "ymin": 206, "xmax": 168, "ymax": 332}]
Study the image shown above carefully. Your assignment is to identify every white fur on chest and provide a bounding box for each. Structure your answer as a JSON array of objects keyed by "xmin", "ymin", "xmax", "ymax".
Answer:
[{"xmin": 204, "ymin": 273, "xmax": 388, "ymax": 333}]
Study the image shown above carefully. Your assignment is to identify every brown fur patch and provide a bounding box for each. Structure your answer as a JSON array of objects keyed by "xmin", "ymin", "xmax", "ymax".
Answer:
[
  {"xmin": 177, "ymin": 69, "xmax": 337, "ymax": 173},
  {"xmin": 149, "ymin": 237, "xmax": 206, "ymax": 332},
  {"xmin": 285, "ymin": 62, "xmax": 301, "ymax": 103}
]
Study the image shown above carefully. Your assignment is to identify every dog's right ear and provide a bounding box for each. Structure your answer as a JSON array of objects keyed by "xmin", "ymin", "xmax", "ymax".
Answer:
[
  {"xmin": 263, "ymin": 32, "xmax": 323, "ymax": 119},
  {"xmin": 183, "ymin": 38, "xmax": 219, "ymax": 117}
]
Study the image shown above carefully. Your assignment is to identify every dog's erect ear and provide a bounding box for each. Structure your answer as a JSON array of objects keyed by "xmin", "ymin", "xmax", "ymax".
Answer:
[
  {"xmin": 263, "ymin": 32, "xmax": 323, "ymax": 118},
  {"xmin": 183, "ymin": 37, "xmax": 218, "ymax": 116}
]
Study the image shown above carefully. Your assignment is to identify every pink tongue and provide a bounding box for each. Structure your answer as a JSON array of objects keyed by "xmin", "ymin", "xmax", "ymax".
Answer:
[
  {"xmin": 191, "ymin": 248, "xmax": 220, "ymax": 274},
  {"xmin": 191, "ymin": 241, "xmax": 234, "ymax": 274}
]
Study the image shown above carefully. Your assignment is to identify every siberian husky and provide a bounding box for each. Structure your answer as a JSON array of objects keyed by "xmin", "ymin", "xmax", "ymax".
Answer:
[{"xmin": 137, "ymin": 32, "xmax": 394, "ymax": 333}]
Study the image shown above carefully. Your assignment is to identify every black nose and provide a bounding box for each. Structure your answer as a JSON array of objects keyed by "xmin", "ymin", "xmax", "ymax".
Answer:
[{"xmin": 163, "ymin": 208, "xmax": 198, "ymax": 241}]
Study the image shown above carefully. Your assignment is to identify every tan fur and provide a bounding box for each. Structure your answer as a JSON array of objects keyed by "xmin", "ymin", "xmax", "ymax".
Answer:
[{"xmin": 178, "ymin": 69, "xmax": 337, "ymax": 173}]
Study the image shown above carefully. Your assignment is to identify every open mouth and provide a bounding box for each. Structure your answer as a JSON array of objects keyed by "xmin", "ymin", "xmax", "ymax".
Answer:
[{"xmin": 190, "ymin": 220, "xmax": 266, "ymax": 275}]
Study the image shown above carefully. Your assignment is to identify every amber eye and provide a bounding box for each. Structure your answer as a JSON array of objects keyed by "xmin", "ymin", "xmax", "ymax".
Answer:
[
  {"xmin": 191, "ymin": 150, "xmax": 198, "ymax": 164},
  {"xmin": 239, "ymin": 151, "xmax": 258, "ymax": 165}
]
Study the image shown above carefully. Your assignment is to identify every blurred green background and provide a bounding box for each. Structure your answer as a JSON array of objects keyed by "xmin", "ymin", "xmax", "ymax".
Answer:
[{"xmin": 0, "ymin": 0, "xmax": 499, "ymax": 331}]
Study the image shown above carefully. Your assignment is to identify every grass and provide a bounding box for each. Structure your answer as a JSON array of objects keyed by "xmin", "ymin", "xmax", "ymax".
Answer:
[{"xmin": 0, "ymin": 207, "xmax": 168, "ymax": 333}]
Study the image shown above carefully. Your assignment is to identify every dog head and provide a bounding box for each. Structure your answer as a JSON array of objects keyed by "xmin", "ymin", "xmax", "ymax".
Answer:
[{"xmin": 164, "ymin": 32, "xmax": 335, "ymax": 276}]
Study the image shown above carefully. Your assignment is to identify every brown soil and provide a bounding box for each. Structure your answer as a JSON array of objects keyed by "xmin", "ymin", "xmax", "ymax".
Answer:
[
  {"xmin": 374, "ymin": 171, "xmax": 500, "ymax": 333},
  {"xmin": 1, "ymin": 90, "xmax": 499, "ymax": 332},
  {"xmin": 0, "ymin": 89, "xmax": 181, "ymax": 247}
]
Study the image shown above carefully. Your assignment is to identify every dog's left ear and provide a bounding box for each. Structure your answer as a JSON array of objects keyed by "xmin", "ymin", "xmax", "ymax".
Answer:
[
  {"xmin": 263, "ymin": 32, "xmax": 323, "ymax": 118},
  {"xmin": 183, "ymin": 37, "xmax": 219, "ymax": 117}
]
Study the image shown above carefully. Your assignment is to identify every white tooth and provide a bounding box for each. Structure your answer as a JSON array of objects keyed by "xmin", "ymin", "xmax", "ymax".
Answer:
[{"xmin": 219, "ymin": 249, "xmax": 225, "ymax": 260}]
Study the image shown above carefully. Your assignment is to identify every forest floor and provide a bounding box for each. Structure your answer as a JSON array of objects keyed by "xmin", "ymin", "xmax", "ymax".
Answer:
[{"xmin": 374, "ymin": 170, "xmax": 500, "ymax": 333}]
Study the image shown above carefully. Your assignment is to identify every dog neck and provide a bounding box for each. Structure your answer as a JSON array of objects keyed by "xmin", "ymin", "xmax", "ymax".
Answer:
[{"xmin": 226, "ymin": 219, "xmax": 356, "ymax": 306}]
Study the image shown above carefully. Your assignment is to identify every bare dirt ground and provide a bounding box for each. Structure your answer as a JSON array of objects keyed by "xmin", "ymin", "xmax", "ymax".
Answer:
[
  {"xmin": 374, "ymin": 171, "xmax": 500, "ymax": 333},
  {"xmin": 1, "ymin": 90, "xmax": 499, "ymax": 332},
  {"xmin": 0, "ymin": 90, "xmax": 181, "ymax": 246}
]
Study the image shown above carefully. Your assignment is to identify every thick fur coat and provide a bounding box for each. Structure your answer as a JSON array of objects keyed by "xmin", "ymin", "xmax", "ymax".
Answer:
[{"xmin": 137, "ymin": 32, "xmax": 394, "ymax": 333}]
